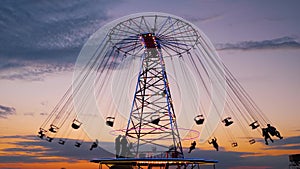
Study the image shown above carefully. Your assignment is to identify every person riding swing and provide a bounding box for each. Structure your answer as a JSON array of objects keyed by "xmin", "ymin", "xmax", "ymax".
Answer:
[
  {"xmin": 188, "ymin": 141, "xmax": 196, "ymax": 153},
  {"xmin": 262, "ymin": 128, "xmax": 273, "ymax": 145},
  {"xmin": 208, "ymin": 137, "xmax": 219, "ymax": 151},
  {"xmin": 267, "ymin": 124, "xmax": 283, "ymax": 139}
]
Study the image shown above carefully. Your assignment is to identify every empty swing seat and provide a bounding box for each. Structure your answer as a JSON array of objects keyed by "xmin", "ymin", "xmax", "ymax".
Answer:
[
  {"xmin": 75, "ymin": 142, "xmax": 82, "ymax": 147},
  {"xmin": 194, "ymin": 115, "xmax": 205, "ymax": 125},
  {"xmin": 49, "ymin": 124, "xmax": 59, "ymax": 133},
  {"xmin": 222, "ymin": 117, "xmax": 234, "ymax": 126},
  {"xmin": 58, "ymin": 139, "xmax": 66, "ymax": 145},
  {"xmin": 249, "ymin": 139, "xmax": 256, "ymax": 144},
  {"xmin": 106, "ymin": 117, "xmax": 115, "ymax": 127},
  {"xmin": 232, "ymin": 142, "xmax": 238, "ymax": 147},
  {"xmin": 47, "ymin": 137, "xmax": 53, "ymax": 142},
  {"xmin": 151, "ymin": 115, "xmax": 160, "ymax": 125},
  {"xmin": 71, "ymin": 119, "xmax": 82, "ymax": 129},
  {"xmin": 249, "ymin": 121, "xmax": 260, "ymax": 129}
]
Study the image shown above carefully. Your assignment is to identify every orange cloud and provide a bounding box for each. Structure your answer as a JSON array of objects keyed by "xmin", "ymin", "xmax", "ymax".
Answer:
[{"xmin": 0, "ymin": 160, "xmax": 99, "ymax": 169}]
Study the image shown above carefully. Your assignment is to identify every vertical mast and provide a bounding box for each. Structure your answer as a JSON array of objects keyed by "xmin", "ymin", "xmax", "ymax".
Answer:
[{"xmin": 125, "ymin": 33, "xmax": 183, "ymax": 158}]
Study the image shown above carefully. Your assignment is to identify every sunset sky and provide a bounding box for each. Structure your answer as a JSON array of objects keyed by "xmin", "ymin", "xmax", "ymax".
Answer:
[{"xmin": 0, "ymin": 0, "xmax": 300, "ymax": 169}]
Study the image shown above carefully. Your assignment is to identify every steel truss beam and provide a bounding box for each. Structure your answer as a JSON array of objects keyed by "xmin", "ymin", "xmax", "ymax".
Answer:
[{"xmin": 126, "ymin": 36, "xmax": 183, "ymax": 158}]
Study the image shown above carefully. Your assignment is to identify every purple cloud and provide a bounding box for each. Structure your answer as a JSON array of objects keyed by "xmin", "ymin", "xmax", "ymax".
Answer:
[
  {"xmin": 0, "ymin": 135, "xmax": 297, "ymax": 169},
  {"xmin": 0, "ymin": 104, "xmax": 16, "ymax": 118},
  {"xmin": 0, "ymin": 135, "xmax": 113, "ymax": 163},
  {"xmin": 0, "ymin": 0, "xmax": 121, "ymax": 81},
  {"xmin": 216, "ymin": 37, "xmax": 300, "ymax": 51}
]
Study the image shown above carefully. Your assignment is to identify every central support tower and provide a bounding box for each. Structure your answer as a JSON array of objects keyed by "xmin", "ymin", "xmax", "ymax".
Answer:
[{"xmin": 125, "ymin": 33, "xmax": 183, "ymax": 158}]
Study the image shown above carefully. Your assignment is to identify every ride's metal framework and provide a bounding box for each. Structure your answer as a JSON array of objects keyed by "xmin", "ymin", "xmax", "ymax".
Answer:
[
  {"xmin": 37, "ymin": 11, "xmax": 285, "ymax": 169},
  {"xmin": 91, "ymin": 158, "xmax": 217, "ymax": 169},
  {"xmin": 125, "ymin": 33, "xmax": 183, "ymax": 158},
  {"xmin": 43, "ymin": 11, "xmax": 290, "ymax": 169}
]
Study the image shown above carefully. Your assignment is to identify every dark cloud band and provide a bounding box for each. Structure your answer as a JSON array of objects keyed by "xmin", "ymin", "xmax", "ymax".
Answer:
[
  {"xmin": 216, "ymin": 37, "xmax": 300, "ymax": 51},
  {"xmin": 0, "ymin": 0, "xmax": 121, "ymax": 81},
  {"xmin": 0, "ymin": 104, "xmax": 16, "ymax": 118}
]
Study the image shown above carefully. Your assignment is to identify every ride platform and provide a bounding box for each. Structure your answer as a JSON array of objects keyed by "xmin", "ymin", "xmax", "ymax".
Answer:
[{"xmin": 91, "ymin": 157, "xmax": 218, "ymax": 169}]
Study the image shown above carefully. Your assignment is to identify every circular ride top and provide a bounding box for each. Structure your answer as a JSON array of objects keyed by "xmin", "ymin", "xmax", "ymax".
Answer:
[{"xmin": 38, "ymin": 12, "xmax": 281, "ymax": 163}]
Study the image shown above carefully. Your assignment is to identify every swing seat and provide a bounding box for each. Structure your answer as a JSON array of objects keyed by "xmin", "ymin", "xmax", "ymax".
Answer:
[
  {"xmin": 47, "ymin": 137, "xmax": 53, "ymax": 142},
  {"xmin": 58, "ymin": 139, "xmax": 65, "ymax": 145},
  {"xmin": 232, "ymin": 142, "xmax": 238, "ymax": 147},
  {"xmin": 75, "ymin": 142, "xmax": 82, "ymax": 147},
  {"xmin": 222, "ymin": 117, "xmax": 233, "ymax": 126},
  {"xmin": 71, "ymin": 119, "xmax": 82, "ymax": 129},
  {"xmin": 224, "ymin": 121, "xmax": 233, "ymax": 126},
  {"xmin": 249, "ymin": 139, "xmax": 256, "ymax": 144},
  {"xmin": 194, "ymin": 115, "xmax": 205, "ymax": 125},
  {"xmin": 49, "ymin": 124, "xmax": 58, "ymax": 133},
  {"xmin": 150, "ymin": 115, "xmax": 160, "ymax": 125},
  {"xmin": 38, "ymin": 128, "xmax": 46, "ymax": 139},
  {"xmin": 38, "ymin": 128, "xmax": 46, "ymax": 134},
  {"xmin": 106, "ymin": 117, "xmax": 115, "ymax": 127},
  {"xmin": 249, "ymin": 121, "xmax": 260, "ymax": 129}
]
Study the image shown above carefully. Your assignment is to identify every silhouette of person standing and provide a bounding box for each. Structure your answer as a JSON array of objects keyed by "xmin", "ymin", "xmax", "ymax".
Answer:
[
  {"xmin": 208, "ymin": 137, "xmax": 219, "ymax": 151},
  {"xmin": 262, "ymin": 128, "xmax": 273, "ymax": 145},
  {"xmin": 120, "ymin": 136, "xmax": 128, "ymax": 158},
  {"xmin": 188, "ymin": 141, "xmax": 196, "ymax": 153},
  {"xmin": 115, "ymin": 135, "xmax": 122, "ymax": 158}
]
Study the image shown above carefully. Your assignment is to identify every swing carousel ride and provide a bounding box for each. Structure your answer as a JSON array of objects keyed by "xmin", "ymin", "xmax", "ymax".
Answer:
[{"xmin": 37, "ymin": 12, "xmax": 283, "ymax": 169}]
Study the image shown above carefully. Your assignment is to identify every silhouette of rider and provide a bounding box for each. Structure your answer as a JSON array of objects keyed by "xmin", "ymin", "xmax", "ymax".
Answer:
[
  {"xmin": 188, "ymin": 141, "xmax": 196, "ymax": 153},
  {"xmin": 208, "ymin": 137, "xmax": 219, "ymax": 151},
  {"xmin": 115, "ymin": 135, "xmax": 122, "ymax": 158},
  {"xmin": 262, "ymin": 128, "xmax": 273, "ymax": 145},
  {"xmin": 90, "ymin": 141, "xmax": 98, "ymax": 151},
  {"xmin": 120, "ymin": 136, "xmax": 128, "ymax": 158},
  {"xmin": 267, "ymin": 124, "xmax": 283, "ymax": 139}
]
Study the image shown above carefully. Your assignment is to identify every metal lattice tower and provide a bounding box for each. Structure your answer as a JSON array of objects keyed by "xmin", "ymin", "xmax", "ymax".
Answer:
[{"xmin": 125, "ymin": 33, "xmax": 183, "ymax": 158}]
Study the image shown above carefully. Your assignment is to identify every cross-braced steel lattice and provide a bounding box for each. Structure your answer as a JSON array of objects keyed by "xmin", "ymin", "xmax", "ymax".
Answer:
[{"xmin": 125, "ymin": 33, "xmax": 183, "ymax": 158}]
